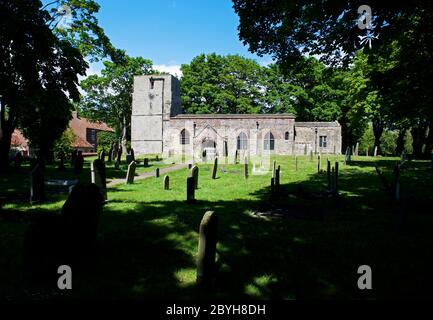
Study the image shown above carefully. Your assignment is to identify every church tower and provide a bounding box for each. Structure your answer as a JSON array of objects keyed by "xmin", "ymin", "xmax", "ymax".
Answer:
[{"xmin": 131, "ymin": 74, "xmax": 181, "ymax": 155}]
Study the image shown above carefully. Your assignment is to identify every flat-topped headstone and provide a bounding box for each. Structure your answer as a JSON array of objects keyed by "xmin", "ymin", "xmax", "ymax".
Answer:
[
  {"xmin": 74, "ymin": 151, "xmax": 84, "ymax": 174},
  {"xmin": 163, "ymin": 175, "xmax": 169, "ymax": 190},
  {"xmin": 196, "ymin": 211, "xmax": 218, "ymax": 287},
  {"xmin": 91, "ymin": 159, "xmax": 107, "ymax": 199},
  {"xmin": 126, "ymin": 161, "xmax": 136, "ymax": 184},
  {"xmin": 30, "ymin": 161, "xmax": 45, "ymax": 203},
  {"xmin": 212, "ymin": 157, "xmax": 218, "ymax": 179}
]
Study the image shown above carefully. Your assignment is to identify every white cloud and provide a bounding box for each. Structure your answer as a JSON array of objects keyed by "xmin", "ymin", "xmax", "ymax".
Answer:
[{"xmin": 154, "ymin": 64, "xmax": 182, "ymax": 78}]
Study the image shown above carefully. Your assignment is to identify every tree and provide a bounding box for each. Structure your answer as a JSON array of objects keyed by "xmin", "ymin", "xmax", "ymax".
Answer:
[
  {"xmin": 180, "ymin": 53, "xmax": 264, "ymax": 114},
  {"xmin": 79, "ymin": 56, "xmax": 155, "ymax": 153},
  {"xmin": 0, "ymin": 0, "xmax": 87, "ymax": 167},
  {"xmin": 233, "ymin": 1, "xmax": 433, "ymax": 158}
]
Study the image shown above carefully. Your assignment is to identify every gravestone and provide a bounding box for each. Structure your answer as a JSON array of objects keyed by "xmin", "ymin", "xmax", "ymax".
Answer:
[
  {"xmin": 58, "ymin": 151, "xmax": 65, "ymax": 171},
  {"xmin": 14, "ymin": 151, "xmax": 23, "ymax": 169},
  {"xmin": 164, "ymin": 175, "xmax": 170, "ymax": 190},
  {"xmin": 196, "ymin": 211, "xmax": 218, "ymax": 287},
  {"xmin": 126, "ymin": 161, "xmax": 136, "ymax": 184},
  {"xmin": 234, "ymin": 150, "xmax": 238, "ymax": 164},
  {"xmin": 99, "ymin": 150, "xmax": 105, "ymax": 162},
  {"xmin": 272, "ymin": 160, "xmax": 276, "ymax": 178},
  {"xmin": 71, "ymin": 150, "xmax": 77, "ymax": 167},
  {"xmin": 91, "ymin": 159, "xmax": 107, "ymax": 200},
  {"xmin": 275, "ymin": 165, "xmax": 280, "ymax": 189},
  {"xmin": 317, "ymin": 155, "xmax": 321, "ymax": 174},
  {"xmin": 244, "ymin": 156, "xmax": 248, "ymax": 179},
  {"xmin": 61, "ymin": 183, "xmax": 104, "ymax": 250},
  {"xmin": 327, "ymin": 160, "xmax": 331, "ymax": 191},
  {"xmin": 186, "ymin": 176, "xmax": 195, "ymax": 203},
  {"xmin": 143, "ymin": 158, "xmax": 149, "ymax": 167},
  {"xmin": 190, "ymin": 165, "xmax": 199, "ymax": 189},
  {"xmin": 126, "ymin": 148, "xmax": 135, "ymax": 165},
  {"xmin": 108, "ymin": 144, "xmax": 113, "ymax": 163},
  {"xmin": 212, "ymin": 157, "xmax": 218, "ymax": 179},
  {"xmin": 155, "ymin": 167, "xmax": 160, "ymax": 178},
  {"xmin": 188, "ymin": 163, "xmax": 192, "ymax": 170},
  {"xmin": 30, "ymin": 161, "xmax": 45, "ymax": 203},
  {"xmin": 74, "ymin": 151, "xmax": 84, "ymax": 174}
]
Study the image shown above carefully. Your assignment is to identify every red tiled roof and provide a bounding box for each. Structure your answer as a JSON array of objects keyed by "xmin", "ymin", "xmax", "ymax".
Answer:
[
  {"xmin": 72, "ymin": 135, "xmax": 94, "ymax": 149},
  {"xmin": 69, "ymin": 111, "xmax": 114, "ymax": 134},
  {"xmin": 11, "ymin": 129, "xmax": 29, "ymax": 149}
]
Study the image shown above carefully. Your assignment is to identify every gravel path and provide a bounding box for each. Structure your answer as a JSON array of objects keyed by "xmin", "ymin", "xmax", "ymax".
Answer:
[{"xmin": 107, "ymin": 163, "xmax": 188, "ymax": 187}]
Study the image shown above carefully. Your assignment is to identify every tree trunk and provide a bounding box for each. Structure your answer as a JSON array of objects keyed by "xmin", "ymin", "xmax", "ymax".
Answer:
[
  {"xmin": 121, "ymin": 114, "xmax": 127, "ymax": 155},
  {"xmin": 395, "ymin": 128, "xmax": 407, "ymax": 156},
  {"xmin": 423, "ymin": 123, "xmax": 433, "ymax": 159},
  {"xmin": 0, "ymin": 129, "xmax": 12, "ymax": 170},
  {"xmin": 372, "ymin": 119, "xmax": 384, "ymax": 155},
  {"xmin": 411, "ymin": 124, "xmax": 428, "ymax": 158}
]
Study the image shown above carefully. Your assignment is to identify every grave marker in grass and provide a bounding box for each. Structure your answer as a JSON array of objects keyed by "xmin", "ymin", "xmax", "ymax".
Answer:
[
  {"xmin": 126, "ymin": 161, "xmax": 136, "ymax": 184},
  {"xmin": 196, "ymin": 211, "xmax": 218, "ymax": 288},
  {"xmin": 212, "ymin": 157, "xmax": 218, "ymax": 179},
  {"xmin": 164, "ymin": 175, "xmax": 170, "ymax": 190},
  {"xmin": 186, "ymin": 176, "xmax": 195, "ymax": 203}
]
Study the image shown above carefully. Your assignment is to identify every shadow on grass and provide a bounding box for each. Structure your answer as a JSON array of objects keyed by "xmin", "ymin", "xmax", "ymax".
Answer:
[{"xmin": 1, "ymin": 158, "xmax": 433, "ymax": 300}]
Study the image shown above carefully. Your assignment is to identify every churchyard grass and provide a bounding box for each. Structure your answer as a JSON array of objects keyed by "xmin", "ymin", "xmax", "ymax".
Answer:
[{"xmin": 1, "ymin": 155, "xmax": 433, "ymax": 299}]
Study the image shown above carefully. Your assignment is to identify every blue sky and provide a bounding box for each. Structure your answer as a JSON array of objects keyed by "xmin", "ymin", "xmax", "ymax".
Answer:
[{"xmin": 87, "ymin": 0, "xmax": 273, "ymax": 76}]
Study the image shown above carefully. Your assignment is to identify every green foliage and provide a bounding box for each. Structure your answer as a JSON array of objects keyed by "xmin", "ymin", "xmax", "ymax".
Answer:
[
  {"xmin": 53, "ymin": 129, "xmax": 75, "ymax": 160},
  {"xmin": 96, "ymin": 131, "xmax": 116, "ymax": 154},
  {"xmin": 180, "ymin": 53, "xmax": 264, "ymax": 114}
]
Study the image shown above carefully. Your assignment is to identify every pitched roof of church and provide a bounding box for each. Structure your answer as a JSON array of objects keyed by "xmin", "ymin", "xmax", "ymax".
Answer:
[{"xmin": 172, "ymin": 113, "xmax": 295, "ymax": 119}]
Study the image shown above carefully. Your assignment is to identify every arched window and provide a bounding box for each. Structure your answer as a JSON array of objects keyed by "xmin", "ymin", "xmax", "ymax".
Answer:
[
  {"xmin": 180, "ymin": 129, "xmax": 190, "ymax": 145},
  {"xmin": 264, "ymin": 132, "xmax": 275, "ymax": 151},
  {"xmin": 237, "ymin": 132, "xmax": 248, "ymax": 150},
  {"xmin": 285, "ymin": 131, "xmax": 289, "ymax": 141}
]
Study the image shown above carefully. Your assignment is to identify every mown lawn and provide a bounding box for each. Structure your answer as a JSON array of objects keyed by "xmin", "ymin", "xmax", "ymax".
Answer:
[{"xmin": 1, "ymin": 155, "xmax": 433, "ymax": 299}]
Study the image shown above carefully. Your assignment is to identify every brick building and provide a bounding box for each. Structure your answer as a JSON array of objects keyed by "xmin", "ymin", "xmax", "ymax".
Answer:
[{"xmin": 131, "ymin": 75, "xmax": 342, "ymax": 160}]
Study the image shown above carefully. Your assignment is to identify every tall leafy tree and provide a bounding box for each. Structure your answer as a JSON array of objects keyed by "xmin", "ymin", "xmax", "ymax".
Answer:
[
  {"xmin": 0, "ymin": 0, "xmax": 87, "ymax": 166},
  {"xmin": 79, "ymin": 56, "xmax": 155, "ymax": 152},
  {"xmin": 180, "ymin": 53, "xmax": 264, "ymax": 114}
]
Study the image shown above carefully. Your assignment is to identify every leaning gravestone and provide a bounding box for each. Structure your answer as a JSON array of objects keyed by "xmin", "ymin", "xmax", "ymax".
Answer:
[
  {"xmin": 99, "ymin": 150, "xmax": 105, "ymax": 162},
  {"xmin": 196, "ymin": 211, "xmax": 218, "ymax": 287},
  {"xmin": 190, "ymin": 165, "xmax": 199, "ymax": 189},
  {"xmin": 91, "ymin": 159, "xmax": 107, "ymax": 200},
  {"xmin": 186, "ymin": 176, "xmax": 195, "ymax": 203},
  {"xmin": 30, "ymin": 161, "xmax": 45, "ymax": 203},
  {"xmin": 61, "ymin": 183, "xmax": 104, "ymax": 250},
  {"xmin": 163, "ymin": 175, "xmax": 170, "ymax": 190},
  {"xmin": 74, "ymin": 151, "xmax": 84, "ymax": 174},
  {"xmin": 126, "ymin": 161, "xmax": 136, "ymax": 184},
  {"xmin": 212, "ymin": 157, "xmax": 218, "ymax": 179}
]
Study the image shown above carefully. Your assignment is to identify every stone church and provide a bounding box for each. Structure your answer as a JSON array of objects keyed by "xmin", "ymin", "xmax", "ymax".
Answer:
[{"xmin": 131, "ymin": 75, "xmax": 342, "ymax": 161}]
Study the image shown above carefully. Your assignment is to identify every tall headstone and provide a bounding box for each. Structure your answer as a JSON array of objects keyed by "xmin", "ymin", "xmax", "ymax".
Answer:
[
  {"xmin": 212, "ymin": 157, "xmax": 218, "ymax": 179},
  {"xmin": 107, "ymin": 144, "xmax": 113, "ymax": 163},
  {"xmin": 155, "ymin": 167, "xmax": 160, "ymax": 178},
  {"xmin": 317, "ymin": 155, "xmax": 321, "ymax": 174},
  {"xmin": 74, "ymin": 151, "xmax": 84, "ymax": 174},
  {"xmin": 91, "ymin": 159, "xmax": 107, "ymax": 200},
  {"xmin": 196, "ymin": 211, "xmax": 218, "ymax": 287},
  {"xmin": 30, "ymin": 161, "xmax": 45, "ymax": 203},
  {"xmin": 186, "ymin": 176, "xmax": 195, "ymax": 203},
  {"xmin": 244, "ymin": 156, "xmax": 248, "ymax": 179},
  {"xmin": 126, "ymin": 161, "xmax": 136, "ymax": 184},
  {"xmin": 190, "ymin": 165, "xmax": 199, "ymax": 189},
  {"xmin": 163, "ymin": 175, "xmax": 170, "ymax": 190},
  {"xmin": 275, "ymin": 165, "xmax": 280, "ymax": 189},
  {"xmin": 272, "ymin": 160, "xmax": 276, "ymax": 178}
]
